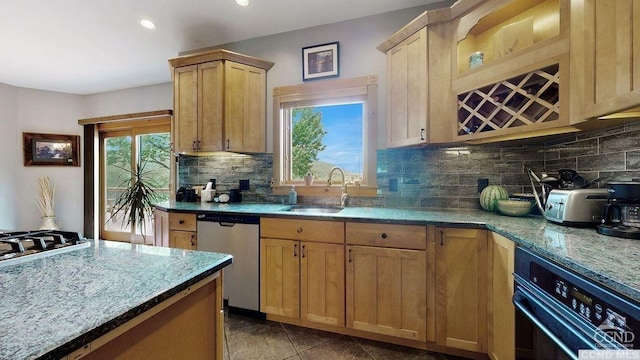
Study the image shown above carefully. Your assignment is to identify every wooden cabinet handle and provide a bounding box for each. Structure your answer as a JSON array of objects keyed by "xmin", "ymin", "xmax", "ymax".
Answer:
[
  {"xmin": 380, "ymin": 233, "xmax": 387, "ymax": 239},
  {"xmin": 440, "ymin": 230, "xmax": 444, "ymax": 246},
  {"xmin": 293, "ymin": 244, "xmax": 298, "ymax": 257},
  {"xmin": 296, "ymin": 227, "xmax": 303, "ymax": 233}
]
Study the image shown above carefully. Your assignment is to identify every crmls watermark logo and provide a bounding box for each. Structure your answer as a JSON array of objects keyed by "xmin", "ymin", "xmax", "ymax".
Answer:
[{"xmin": 594, "ymin": 325, "xmax": 635, "ymax": 349}]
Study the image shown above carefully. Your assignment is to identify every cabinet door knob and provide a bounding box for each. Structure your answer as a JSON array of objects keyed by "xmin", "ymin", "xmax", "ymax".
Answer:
[
  {"xmin": 179, "ymin": 220, "xmax": 185, "ymax": 224},
  {"xmin": 296, "ymin": 227, "xmax": 303, "ymax": 233},
  {"xmin": 380, "ymin": 233, "xmax": 387, "ymax": 239}
]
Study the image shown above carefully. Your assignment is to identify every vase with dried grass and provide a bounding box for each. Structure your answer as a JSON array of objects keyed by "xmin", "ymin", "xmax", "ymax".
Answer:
[{"xmin": 36, "ymin": 177, "xmax": 59, "ymax": 230}]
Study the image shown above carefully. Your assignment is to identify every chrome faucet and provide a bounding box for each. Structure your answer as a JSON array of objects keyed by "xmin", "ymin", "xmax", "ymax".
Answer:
[{"xmin": 327, "ymin": 166, "xmax": 348, "ymax": 207}]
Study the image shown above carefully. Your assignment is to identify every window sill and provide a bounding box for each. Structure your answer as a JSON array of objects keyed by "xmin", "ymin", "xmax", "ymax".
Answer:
[{"xmin": 271, "ymin": 185, "xmax": 378, "ymax": 198}]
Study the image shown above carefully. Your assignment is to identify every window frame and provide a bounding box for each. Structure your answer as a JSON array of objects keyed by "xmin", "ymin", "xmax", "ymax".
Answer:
[{"xmin": 272, "ymin": 75, "xmax": 378, "ymax": 197}]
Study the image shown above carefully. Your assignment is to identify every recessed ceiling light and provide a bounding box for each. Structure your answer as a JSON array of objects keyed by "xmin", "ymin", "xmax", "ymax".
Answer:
[
  {"xmin": 138, "ymin": 19, "xmax": 157, "ymax": 29},
  {"xmin": 235, "ymin": 0, "xmax": 250, "ymax": 6}
]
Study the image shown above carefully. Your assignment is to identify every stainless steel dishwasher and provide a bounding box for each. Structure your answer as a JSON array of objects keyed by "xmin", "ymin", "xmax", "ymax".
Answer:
[{"xmin": 196, "ymin": 213, "xmax": 260, "ymax": 312}]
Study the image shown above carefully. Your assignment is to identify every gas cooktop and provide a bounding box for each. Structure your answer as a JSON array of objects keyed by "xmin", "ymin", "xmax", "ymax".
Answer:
[{"xmin": 0, "ymin": 230, "xmax": 90, "ymax": 266}]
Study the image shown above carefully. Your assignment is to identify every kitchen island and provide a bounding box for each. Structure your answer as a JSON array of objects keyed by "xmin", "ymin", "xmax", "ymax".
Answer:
[
  {"xmin": 155, "ymin": 201, "xmax": 640, "ymax": 303},
  {"xmin": 0, "ymin": 239, "xmax": 231, "ymax": 360}
]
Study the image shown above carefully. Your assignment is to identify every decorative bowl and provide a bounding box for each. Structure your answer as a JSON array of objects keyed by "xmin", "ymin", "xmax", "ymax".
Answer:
[{"xmin": 496, "ymin": 199, "xmax": 533, "ymax": 217}]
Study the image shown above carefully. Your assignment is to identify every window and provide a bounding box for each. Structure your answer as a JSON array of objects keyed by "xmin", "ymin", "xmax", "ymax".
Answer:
[
  {"xmin": 98, "ymin": 118, "xmax": 171, "ymax": 243},
  {"xmin": 273, "ymin": 76, "xmax": 377, "ymax": 197}
]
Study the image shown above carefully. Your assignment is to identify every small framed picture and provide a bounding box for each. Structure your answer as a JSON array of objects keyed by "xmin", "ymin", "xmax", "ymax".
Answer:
[
  {"xmin": 302, "ymin": 42, "xmax": 339, "ymax": 81},
  {"xmin": 23, "ymin": 132, "xmax": 80, "ymax": 166}
]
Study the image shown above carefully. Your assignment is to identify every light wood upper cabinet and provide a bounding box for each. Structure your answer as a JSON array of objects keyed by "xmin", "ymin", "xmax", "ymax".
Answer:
[
  {"xmin": 260, "ymin": 218, "xmax": 345, "ymax": 326},
  {"xmin": 169, "ymin": 49, "xmax": 273, "ymax": 154},
  {"xmin": 380, "ymin": 22, "xmax": 454, "ymax": 147},
  {"xmin": 583, "ymin": 0, "xmax": 640, "ymax": 119},
  {"xmin": 345, "ymin": 222, "xmax": 427, "ymax": 342},
  {"xmin": 434, "ymin": 226, "xmax": 487, "ymax": 353},
  {"xmin": 225, "ymin": 62, "xmax": 267, "ymax": 153},
  {"xmin": 386, "ymin": 28, "xmax": 428, "ymax": 147},
  {"xmin": 488, "ymin": 232, "xmax": 515, "ymax": 360}
]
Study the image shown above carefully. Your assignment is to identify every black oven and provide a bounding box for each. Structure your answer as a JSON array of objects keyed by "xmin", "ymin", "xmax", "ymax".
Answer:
[{"xmin": 513, "ymin": 247, "xmax": 640, "ymax": 359}]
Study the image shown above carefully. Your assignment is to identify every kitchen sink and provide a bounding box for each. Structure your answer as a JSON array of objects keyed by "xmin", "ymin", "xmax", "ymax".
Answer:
[{"xmin": 286, "ymin": 205, "xmax": 343, "ymax": 214}]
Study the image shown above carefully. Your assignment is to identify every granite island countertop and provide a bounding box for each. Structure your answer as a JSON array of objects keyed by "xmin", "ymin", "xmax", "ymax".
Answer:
[
  {"xmin": 0, "ymin": 240, "xmax": 232, "ymax": 360},
  {"xmin": 156, "ymin": 201, "xmax": 640, "ymax": 303}
]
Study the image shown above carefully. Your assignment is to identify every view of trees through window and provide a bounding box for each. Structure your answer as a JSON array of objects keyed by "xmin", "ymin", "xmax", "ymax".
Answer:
[
  {"xmin": 291, "ymin": 103, "xmax": 363, "ymax": 182},
  {"xmin": 104, "ymin": 133, "xmax": 171, "ymax": 236}
]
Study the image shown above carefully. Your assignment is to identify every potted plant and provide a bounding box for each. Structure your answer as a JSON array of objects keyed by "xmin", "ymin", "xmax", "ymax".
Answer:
[
  {"xmin": 304, "ymin": 171, "xmax": 314, "ymax": 186},
  {"xmin": 109, "ymin": 161, "xmax": 160, "ymax": 243}
]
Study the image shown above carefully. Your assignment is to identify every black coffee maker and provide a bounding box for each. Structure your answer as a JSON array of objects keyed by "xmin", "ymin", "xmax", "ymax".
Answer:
[{"xmin": 598, "ymin": 180, "xmax": 640, "ymax": 239}]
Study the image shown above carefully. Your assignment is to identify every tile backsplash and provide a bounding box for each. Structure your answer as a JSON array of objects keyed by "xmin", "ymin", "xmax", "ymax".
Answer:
[{"xmin": 178, "ymin": 122, "xmax": 640, "ymax": 210}]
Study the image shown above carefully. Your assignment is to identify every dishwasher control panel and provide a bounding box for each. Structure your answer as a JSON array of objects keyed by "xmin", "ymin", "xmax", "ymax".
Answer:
[{"xmin": 197, "ymin": 213, "xmax": 259, "ymax": 224}]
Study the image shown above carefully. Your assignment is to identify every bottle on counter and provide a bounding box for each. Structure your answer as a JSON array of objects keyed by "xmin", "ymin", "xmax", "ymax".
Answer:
[{"xmin": 289, "ymin": 185, "xmax": 297, "ymax": 205}]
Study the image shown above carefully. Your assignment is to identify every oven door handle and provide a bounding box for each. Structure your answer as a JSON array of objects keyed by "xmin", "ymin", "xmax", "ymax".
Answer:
[{"xmin": 513, "ymin": 287, "xmax": 581, "ymax": 360}]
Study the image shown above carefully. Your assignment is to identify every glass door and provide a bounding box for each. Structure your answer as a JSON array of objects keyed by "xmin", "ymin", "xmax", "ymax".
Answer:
[{"xmin": 100, "ymin": 125, "xmax": 170, "ymax": 243}]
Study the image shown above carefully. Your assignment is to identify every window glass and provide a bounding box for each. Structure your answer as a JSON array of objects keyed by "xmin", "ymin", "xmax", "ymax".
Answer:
[{"xmin": 290, "ymin": 103, "xmax": 363, "ymax": 182}]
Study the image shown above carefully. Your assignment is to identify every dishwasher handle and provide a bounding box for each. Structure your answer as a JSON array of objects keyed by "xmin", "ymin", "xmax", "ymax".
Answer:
[{"xmin": 218, "ymin": 222, "xmax": 236, "ymax": 227}]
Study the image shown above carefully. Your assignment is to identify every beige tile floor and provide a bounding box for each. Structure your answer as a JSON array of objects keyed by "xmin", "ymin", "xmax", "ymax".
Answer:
[{"xmin": 223, "ymin": 311, "xmax": 466, "ymax": 360}]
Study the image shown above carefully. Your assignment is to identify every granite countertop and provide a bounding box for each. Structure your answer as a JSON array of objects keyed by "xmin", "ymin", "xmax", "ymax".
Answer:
[
  {"xmin": 0, "ymin": 240, "xmax": 232, "ymax": 360},
  {"xmin": 156, "ymin": 201, "xmax": 640, "ymax": 303}
]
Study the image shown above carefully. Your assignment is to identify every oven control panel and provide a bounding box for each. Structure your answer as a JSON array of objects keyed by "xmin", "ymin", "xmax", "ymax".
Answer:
[{"xmin": 530, "ymin": 262, "xmax": 639, "ymax": 349}]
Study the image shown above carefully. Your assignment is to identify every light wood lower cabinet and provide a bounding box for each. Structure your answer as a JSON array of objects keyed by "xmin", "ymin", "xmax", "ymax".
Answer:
[
  {"xmin": 488, "ymin": 232, "xmax": 515, "ymax": 360},
  {"xmin": 345, "ymin": 222, "xmax": 427, "ymax": 342},
  {"xmin": 260, "ymin": 218, "xmax": 345, "ymax": 326},
  {"xmin": 75, "ymin": 273, "xmax": 223, "ymax": 360},
  {"xmin": 153, "ymin": 210, "xmax": 197, "ymax": 250},
  {"xmin": 260, "ymin": 238, "xmax": 299, "ymax": 318},
  {"xmin": 346, "ymin": 245, "xmax": 427, "ymax": 341},
  {"xmin": 434, "ymin": 226, "xmax": 488, "ymax": 353}
]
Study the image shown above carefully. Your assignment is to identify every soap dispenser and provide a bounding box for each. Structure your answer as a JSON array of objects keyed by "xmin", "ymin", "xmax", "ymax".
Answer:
[{"xmin": 289, "ymin": 185, "xmax": 297, "ymax": 205}]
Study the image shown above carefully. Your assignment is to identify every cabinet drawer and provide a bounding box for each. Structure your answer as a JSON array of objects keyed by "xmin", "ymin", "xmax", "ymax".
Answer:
[
  {"xmin": 346, "ymin": 222, "xmax": 426, "ymax": 250},
  {"xmin": 261, "ymin": 218, "xmax": 344, "ymax": 243},
  {"xmin": 169, "ymin": 213, "xmax": 197, "ymax": 231}
]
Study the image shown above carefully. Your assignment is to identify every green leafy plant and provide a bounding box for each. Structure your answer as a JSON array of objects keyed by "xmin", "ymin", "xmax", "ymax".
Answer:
[{"xmin": 108, "ymin": 161, "xmax": 160, "ymax": 240}]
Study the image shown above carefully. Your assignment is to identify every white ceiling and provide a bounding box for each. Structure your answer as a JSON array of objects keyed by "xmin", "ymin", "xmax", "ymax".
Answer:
[{"xmin": 0, "ymin": 0, "xmax": 441, "ymax": 95}]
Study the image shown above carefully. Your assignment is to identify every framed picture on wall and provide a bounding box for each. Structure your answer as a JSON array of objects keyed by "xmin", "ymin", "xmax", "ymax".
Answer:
[
  {"xmin": 302, "ymin": 42, "xmax": 339, "ymax": 81},
  {"xmin": 23, "ymin": 132, "xmax": 80, "ymax": 166}
]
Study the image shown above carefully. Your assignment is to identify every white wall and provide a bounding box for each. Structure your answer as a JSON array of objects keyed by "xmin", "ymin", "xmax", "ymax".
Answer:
[
  {"xmin": 0, "ymin": 83, "xmax": 19, "ymax": 230},
  {"xmin": 0, "ymin": 4, "xmax": 445, "ymax": 232},
  {"xmin": 82, "ymin": 83, "xmax": 172, "ymax": 118},
  {"xmin": 0, "ymin": 83, "xmax": 172, "ymax": 232},
  {"xmin": 196, "ymin": 5, "xmax": 442, "ymax": 151},
  {"xmin": 9, "ymin": 88, "xmax": 85, "ymax": 231}
]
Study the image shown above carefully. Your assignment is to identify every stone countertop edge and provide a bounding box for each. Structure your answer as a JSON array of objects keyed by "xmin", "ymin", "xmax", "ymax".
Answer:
[
  {"xmin": 0, "ymin": 240, "xmax": 232, "ymax": 360},
  {"xmin": 155, "ymin": 201, "xmax": 640, "ymax": 303}
]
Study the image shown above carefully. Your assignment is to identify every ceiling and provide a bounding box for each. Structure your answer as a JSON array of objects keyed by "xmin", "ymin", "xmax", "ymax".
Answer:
[{"xmin": 0, "ymin": 0, "xmax": 441, "ymax": 95}]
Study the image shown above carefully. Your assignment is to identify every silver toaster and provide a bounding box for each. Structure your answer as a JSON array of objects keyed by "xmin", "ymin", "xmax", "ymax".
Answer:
[{"xmin": 544, "ymin": 188, "xmax": 609, "ymax": 226}]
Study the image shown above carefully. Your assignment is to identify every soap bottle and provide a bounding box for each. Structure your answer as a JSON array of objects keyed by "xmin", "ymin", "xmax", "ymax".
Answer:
[{"xmin": 289, "ymin": 185, "xmax": 297, "ymax": 205}]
